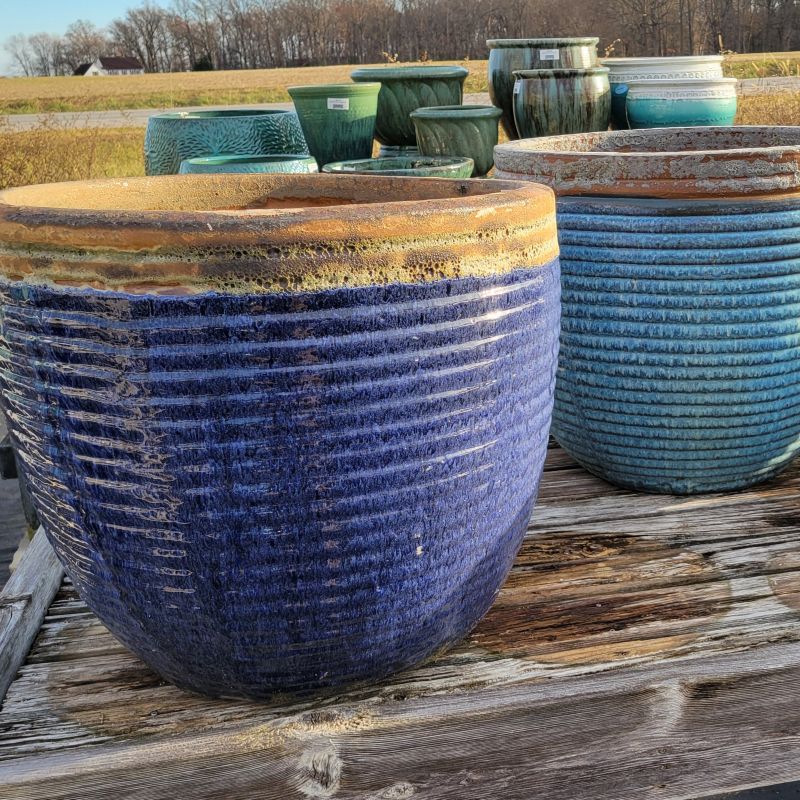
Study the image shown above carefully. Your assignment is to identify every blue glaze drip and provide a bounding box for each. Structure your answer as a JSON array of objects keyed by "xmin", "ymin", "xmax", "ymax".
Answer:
[{"xmin": 0, "ymin": 262, "xmax": 560, "ymax": 698}]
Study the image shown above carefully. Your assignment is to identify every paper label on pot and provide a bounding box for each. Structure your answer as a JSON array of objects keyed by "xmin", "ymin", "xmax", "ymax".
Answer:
[
  {"xmin": 539, "ymin": 49, "xmax": 560, "ymax": 60},
  {"xmin": 327, "ymin": 97, "xmax": 350, "ymax": 110},
  {"xmin": 514, "ymin": 83, "xmax": 521, "ymax": 93}
]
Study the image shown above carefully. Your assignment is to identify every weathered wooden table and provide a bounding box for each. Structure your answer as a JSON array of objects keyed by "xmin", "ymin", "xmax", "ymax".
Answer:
[{"xmin": 3, "ymin": 444, "xmax": 800, "ymax": 799}]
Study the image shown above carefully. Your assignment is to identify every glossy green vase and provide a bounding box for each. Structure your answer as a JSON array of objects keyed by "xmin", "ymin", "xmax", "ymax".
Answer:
[
  {"xmin": 322, "ymin": 155, "xmax": 474, "ymax": 178},
  {"xmin": 487, "ymin": 38, "xmax": 599, "ymax": 139},
  {"xmin": 411, "ymin": 105, "xmax": 502, "ymax": 177},
  {"xmin": 350, "ymin": 65, "xmax": 468, "ymax": 148},
  {"xmin": 287, "ymin": 83, "xmax": 380, "ymax": 168},
  {"xmin": 179, "ymin": 154, "xmax": 319, "ymax": 174},
  {"xmin": 513, "ymin": 68, "xmax": 611, "ymax": 138}
]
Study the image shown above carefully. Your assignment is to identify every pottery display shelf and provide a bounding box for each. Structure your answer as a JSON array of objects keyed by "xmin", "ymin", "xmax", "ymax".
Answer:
[{"xmin": 5, "ymin": 442, "xmax": 800, "ymax": 798}]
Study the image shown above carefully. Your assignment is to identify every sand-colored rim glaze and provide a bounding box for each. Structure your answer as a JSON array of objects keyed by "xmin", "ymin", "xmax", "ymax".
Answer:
[
  {"xmin": 0, "ymin": 173, "xmax": 558, "ymax": 295},
  {"xmin": 494, "ymin": 126, "xmax": 800, "ymax": 199},
  {"xmin": 351, "ymin": 65, "xmax": 468, "ymax": 81}
]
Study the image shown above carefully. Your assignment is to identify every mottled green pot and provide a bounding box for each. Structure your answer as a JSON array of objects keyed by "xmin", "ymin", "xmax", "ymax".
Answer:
[
  {"xmin": 487, "ymin": 37, "xmax": 599, "ymax": 139},
  {"xmin": 513, "ymin": 68, "xmax": 611, "ymax": 138},
  {"xmin": 351, "ymin": 65, "xmax": 468, "ymax": 148},
  {"xmin": 144, "ymin": 109, "xmax": 309, "ymax": 176},
  {"xmin": 287, "ymin": 83, "xmax": 380, "ymax": 168},
  {"xmin": 322, "ymin": 155, "xmax": 474, "ymax": 178},
  {"xmin": 411, "ymin": 105, "xmax": 502, "ymax": 177},
  {"xmin": 179, "ymin": 154, "xmax": 319, "ymax": 174}
]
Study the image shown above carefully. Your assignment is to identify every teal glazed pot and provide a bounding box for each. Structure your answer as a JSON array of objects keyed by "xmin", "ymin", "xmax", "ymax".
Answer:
[
  {"xmin": 144, "ymin": 109, "xmax": 308, "ymax": 176},
  {"xmin": 411, "ymin": 105, "xmax": 502, "ymax": 177},
  {"xmin": 625, "ymin": 78, "xmax": 738, "ymax": 129},
  {"xmin": 487, "ymin": 38, "xmax": 599, "ymax": 139},
  {"xmin": 322, "ymin": 155, "xmax": 474, "ymax": 178},
  {"xmin": 0, "ymin": 173, "xmax": 560, "ymax": 699},
  {"xmin": 179, "ymin": 154, "xmax": 319, "ymax": 174},
  {"xmin": 513, "ymin": 68, "xmax": 611, "ymax": 138},
  {"xmin": 495, "ymin": 127, "xmax": 800, "ymax": 494},
  {"xmin": 287, "ymin": 83, "xmax": 380, "ymax": 169},
  {"xmin": 350, "ymin": 65, "xmax": 468, "ymax": 148}
]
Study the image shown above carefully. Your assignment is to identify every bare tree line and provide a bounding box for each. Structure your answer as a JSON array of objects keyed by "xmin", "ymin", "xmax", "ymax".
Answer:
[{"xmin": 5, "ymin": 0, "xmax": 800, "ymax": 77}]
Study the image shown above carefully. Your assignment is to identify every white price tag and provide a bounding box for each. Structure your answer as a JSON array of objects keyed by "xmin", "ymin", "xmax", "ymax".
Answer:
[
  {"xmin": 514, "ymin": 83, "xmax": 521, "ymax": 93},
  {"xmin": 539, "ymin": 48, "xmax": 560, "ymax": 61},
  {"xmin": 327, "ymin": 97, "xmax": 350, "ymax": 110}
]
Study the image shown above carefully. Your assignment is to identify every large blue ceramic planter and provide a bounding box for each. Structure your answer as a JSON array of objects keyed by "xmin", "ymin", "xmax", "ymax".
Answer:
[
  {"xmin": 496, "ymin": 127, "xmax": 800, "ymax": 494},
  {"xmin": 0, "ymin": 174, "xmax": 560, "ymax": 698}
]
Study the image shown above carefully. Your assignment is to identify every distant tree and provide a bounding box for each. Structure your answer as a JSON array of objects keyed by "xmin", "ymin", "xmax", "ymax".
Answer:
[{"xmin": 192, "ymin": 53, "xmax": 214, "ymax": 69}]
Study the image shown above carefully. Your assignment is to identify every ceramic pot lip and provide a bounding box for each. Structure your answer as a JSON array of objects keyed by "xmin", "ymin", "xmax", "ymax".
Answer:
[
  {"xmin": 321, "ymin": 155, "xmax": 475, "ymax": 174},
  {"xmin": 411, "ymin": 104, "xmax": 503, "ymax": 119},
  {"xmin": 624, "ymin": 77, "xmax": 737, "ymax": 86},
  {"xmin": 487, "ymin": 37, "xmax": 599, "ymax": 48},
  {"xmin": 350, "ymin": 65, "xmax": 468, "ymax": 81},
  {"xmin": 0, "ymin": 173, "xmax": 558, "ymax": 293},
  {"xmin": 601, "ymin": 55, "xmax": 724, "ymax": 66},
  {"xmin": 513, "ymin": 67, "xmax": 610, "ymax": 79},
  {"xmin": 182, "ymin": 154, "xmax": 317, "ymax": 167},
  {"xmin": 287, "ymin": 82, "xmax": 381, "ymax": 97},
  {"xmin": 494, "ymin": 126, "xmax": 800, "ymax": 199},
  {"xmin": 149, "ymin": 108, "xmax": 295, "ymax": 121}
]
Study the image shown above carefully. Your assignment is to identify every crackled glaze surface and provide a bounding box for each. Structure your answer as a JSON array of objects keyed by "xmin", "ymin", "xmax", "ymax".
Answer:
[
  {"xmin": 144, "ymin": 110, "xmax": 308, "ymax": 176},
  {"xmin": 0, "ymin": 174, "xmax": 561, "ymax": 698}
]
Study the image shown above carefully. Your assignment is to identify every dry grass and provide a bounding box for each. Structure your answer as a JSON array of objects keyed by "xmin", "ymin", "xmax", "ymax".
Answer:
[
  {"xmin": 724, "ymin": 52, "xmax": 800, "ymax": 79},
  {"xmin": 736, "ymin": 91, "xmax": 800, "ymax": 124},
  {"xmin": 0, "ymin": 61, "xmax": 488, "ymax": 115}
]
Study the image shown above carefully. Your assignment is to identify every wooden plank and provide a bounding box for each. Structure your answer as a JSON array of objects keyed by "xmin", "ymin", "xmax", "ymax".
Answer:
[{"xmin": 0, "ymin": 528, "xmax": 62, "ymax": 704}]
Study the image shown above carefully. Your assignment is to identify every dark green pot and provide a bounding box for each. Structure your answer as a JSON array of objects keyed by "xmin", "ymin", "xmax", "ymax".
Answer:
[
  {"xmin": 411, "ymin": 105, "xmax": 502, "ymax": 177},
  {"xmin": 487, "ymin": 37, "xmax": 599, "ymax": 139},
  {"xmin": 350, "ymin": 65, "xmax": 468, "ymax": 148},
  {"xmin": 287, "ymin": 83, "xmax": 380, "ymax": 168},
  {"xmin": 178, "ymin": 154, "xmax": 319, "ymax": 174},
  {"xmin": 322, "ymin": 155, "xmax": 474, "ymax": 178},
  {"xmin": 513, "ymin": 68, "xmax": 611, "ymax": 138}
]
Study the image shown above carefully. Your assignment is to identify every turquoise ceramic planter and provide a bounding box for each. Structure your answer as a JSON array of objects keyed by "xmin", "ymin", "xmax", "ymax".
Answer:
[
  {"xmin": 288, "ymin": 83, "xmax": 380, "ymax": 168},
  {"xmin": 495, "ymin": 127, "xmax": 800, "ymax": 494},
  {"xmin": 626, "ymin": 95, "xmax": 737, "ymax": 128},
  {"xmin": 513, "ymin": 68, "xmax": 611, "ymax": 138},
  {"xmin": 179, "ymin": 154, "xmax": 319, "ymax": 174},
  {"xmin": 144, "ymin": 109, "xmax": 308, "ymax": 176},
  {"xmin": 322, "ymin": 155, "xmax": 474, "ymax": 178},
  {"xmin": 411, "ymin": 105, "xmax": 502, "ymax": 177},
  {"xmin": 487, "ymin": 38, "xmax": 599, "ymax": 139},
  {"xmin": 351, "ymin": 65, "xmax": 468, "ymax": 148}
]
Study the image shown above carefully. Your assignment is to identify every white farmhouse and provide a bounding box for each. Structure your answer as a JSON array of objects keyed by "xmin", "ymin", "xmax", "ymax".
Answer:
[{"xmin": 73, "ymin": 57, "xmax": 144, "ymax": 76}]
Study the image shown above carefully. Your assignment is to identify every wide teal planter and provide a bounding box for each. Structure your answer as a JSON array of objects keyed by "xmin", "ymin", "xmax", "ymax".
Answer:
[
  {"xmin": 411, "ymin": 105, "xmax": 502, "ymax": 177},
  {"xmin": 144, "ymin": 109, "xmax": 308, "ymax": 176},
  {"xmin": 179, "ymin": 154, "xmax": 319, "ymax": 174},
  {"xmin": 487, "ymin": 38, "xmax": 599, "ymax": 139},
  {"xmin": 322, "ymin": 155, "xmax": 474, "ymax": 178},
  {"xmin": 513, "ymin": 68, "xmax": 610, "ymax": 137},
  {"xmin": 288, "ymin": 83, "xmax": 380, "ymax": 169},
  {"xmin": 350, "ymin": 65, "xmax": 468, "ymax": 149},
  {"xmin": 625, "ymin": 79, "xmax": 738, "ymax": 128},
  {"xmin": 495, "ymin": 126, "xmax": 800, "ymax": 494}
]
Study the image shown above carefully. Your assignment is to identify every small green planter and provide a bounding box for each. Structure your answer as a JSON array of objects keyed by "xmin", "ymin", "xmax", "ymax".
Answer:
[
  {"xmin": 350, "ymin": 65, "xmax": 468, "ymax": 148},
  {"xmin": 179, "ymin": 154, "xmax": 319, "ymax": 174},
  {"xmin": 287, "ymin": 83, "xmax": 380, "ymax": 168},
  {"xmin": 322, "ymin": 155, "xmax": 474, "ymax": 178},
  {"xmin": 411, "ymin": 105, "xmax": 502, "ymax": 177}
]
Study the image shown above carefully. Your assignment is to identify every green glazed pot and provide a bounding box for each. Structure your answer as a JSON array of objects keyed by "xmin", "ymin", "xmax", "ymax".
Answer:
[
  {"xmin": 350, "ymin": 65, "xmax": 468, "ymax": 148},
  {"xmin": 411, "ymin": 105, "xmax": 502, "ymax": 177},
  {"xmin": 287, "ymin": 83, "xmax": 380, "ymax": 169},
  {"xmin": 487, "ymin": 38, "xmax": 599, "ymax": 139},
  {"xmin": 321, "ymin": 155, "xmax": 474, "ymax": 178},
  {"xmin": 143, "ymin": 109, "xmax": 308, "ymax": 176},
  {"xmin": 513, "ymin": 68, "xmax": 611, "ymax": 138},
  {"xmin": 179, "ymin": 154, "xmax": 319, "ymax": 174}
]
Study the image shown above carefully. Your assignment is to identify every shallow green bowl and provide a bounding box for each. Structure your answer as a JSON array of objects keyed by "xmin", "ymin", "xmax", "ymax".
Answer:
[
  {"xmin": 179, "ymin": 154, "xmax": 319, "ymax": 174},
  {"xmin": 322, "ymin": 155, "xmax": 474, "ymax": 178}
]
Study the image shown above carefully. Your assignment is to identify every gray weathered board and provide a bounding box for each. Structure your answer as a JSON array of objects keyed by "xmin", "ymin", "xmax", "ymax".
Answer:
[{"xmin": 3, "ymin": 445, "xmax": 800, "ymax": 799}]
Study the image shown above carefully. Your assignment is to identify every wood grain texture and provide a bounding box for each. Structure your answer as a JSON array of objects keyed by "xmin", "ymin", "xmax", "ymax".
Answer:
[{"xmin": 4, "ymin": 447, "xmax": 800, "ymax": 799}]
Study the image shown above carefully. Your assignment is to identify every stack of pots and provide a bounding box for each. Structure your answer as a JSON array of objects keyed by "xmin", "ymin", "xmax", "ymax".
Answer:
[
  {"xmin": 496, "ymin": 127, "xmax": 800, "ymax": 495},
  {"xmin": 602, "ymin": 56, "xmax": 736, "ymax": 129},
  {"xmin": 0, "ymin": 173, "xmax": 562, "ymax": 699},
  {"xmin": 487, "ymin": 38, "xmax": 603, "ymax": 139}
]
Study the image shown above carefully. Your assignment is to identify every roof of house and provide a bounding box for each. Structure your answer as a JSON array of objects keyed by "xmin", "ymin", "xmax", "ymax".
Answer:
[
  {"xmin": 73, "ymin": 63, "xmax": 91, "ymax": 76},
  {"xmin": 73, "ymin": 57, "xmax": 144, "ymax": 75}
]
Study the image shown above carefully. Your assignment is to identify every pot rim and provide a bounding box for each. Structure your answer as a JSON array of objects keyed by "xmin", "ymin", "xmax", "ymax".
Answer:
[
  {"xmin": 321, "ymin": 155, "xmax": 475, "ymax": 173},
  {"xmin": 350, "ymin": 65, "xmax": 469, "ymax": 80},
  {"xmin": 0, "ymin": 173, "xmax": 557, "ymax": 294},
  {"xmin": 182, "ymin": 154, "xmax": 317, "ymax": 166},
  {"xmin": 623, "ymin": 77, "xmax": 737, "ymax": 86},
  {"xmin": 410, "ymin": 104, "xmax": 502, "ymax": 119},
  {"xmin": 513, "ymin": 67, "xmax": 610, "ymax": 78},
  {"xmin": 601, "ymin": 55, "xmax": 724, "ymax": 66},
  {"xmin": 149, "ymin": 108, "xmax": 295, "ymax": 120},
  {"xmin": 493, "ymin": 126, "xmax": 800, "ymax": 199},
  {"xmin": 487, "ymin": 37, "xmax": 599, "ymax": 48},
  {"xmin": 287, "ymin": 83, "xmax": 381, "ymax": 96}
]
